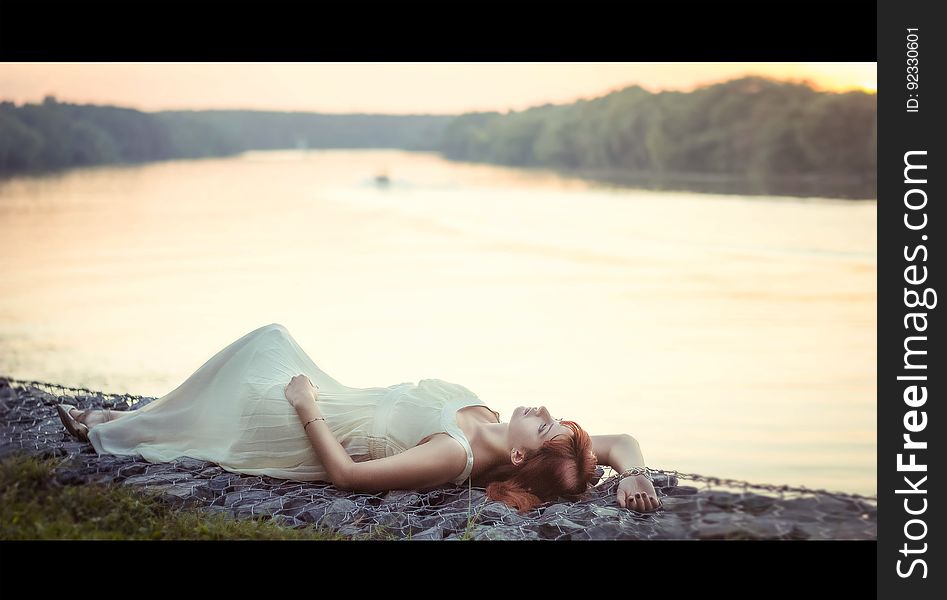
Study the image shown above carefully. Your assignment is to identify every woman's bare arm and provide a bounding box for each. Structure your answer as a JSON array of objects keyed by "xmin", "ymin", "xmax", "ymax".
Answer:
[
  {"xmin": 295, "ymin": 401, "xmax": 355, "ymax": 486},
  {"xmin": 590, "ymin": 434, "xmax": 646, "ymax": 472},
  {"xmin": 593, "ymin": 433, "xmax": 660, "ymax": 511},
  {"xmin": 340, "ymin": 435, "xmax": 469, "ymax": 493}
]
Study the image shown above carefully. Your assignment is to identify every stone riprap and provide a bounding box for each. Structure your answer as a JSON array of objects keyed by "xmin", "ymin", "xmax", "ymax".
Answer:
[{"xmin": 0, "ymin": 378, "xmax": 877, "ymax": 540}]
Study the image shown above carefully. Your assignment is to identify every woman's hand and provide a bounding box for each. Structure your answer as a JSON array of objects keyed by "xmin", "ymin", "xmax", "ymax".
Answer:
[
  {"xmin": 617, "ymin": 474, "xmax": 661, "ymax": 512},
  {"xmin": 284, "ymin": 374, "xmax": 319, "ymax": 409}
]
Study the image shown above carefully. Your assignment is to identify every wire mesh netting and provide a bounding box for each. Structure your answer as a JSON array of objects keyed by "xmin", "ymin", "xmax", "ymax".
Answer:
[{"xmin": 0, "ymin": 375, "xmax": 877, "ymax": 540}]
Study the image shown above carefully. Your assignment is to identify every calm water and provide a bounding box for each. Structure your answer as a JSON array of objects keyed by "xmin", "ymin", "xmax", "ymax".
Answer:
[{"xmin": 0, "ymin": 149, "xmax": 877, "ymax": 496}]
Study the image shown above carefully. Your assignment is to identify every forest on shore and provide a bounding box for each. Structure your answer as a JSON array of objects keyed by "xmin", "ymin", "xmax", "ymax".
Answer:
[{"xmin": 0, "ymin": 75, "xmax": 875, "ymax": 185}]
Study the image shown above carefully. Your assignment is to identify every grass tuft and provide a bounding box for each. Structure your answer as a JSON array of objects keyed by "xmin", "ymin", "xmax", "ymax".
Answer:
[{"xmin": 0, "ymin": 451, "xmax": 388, "ymax": 540}]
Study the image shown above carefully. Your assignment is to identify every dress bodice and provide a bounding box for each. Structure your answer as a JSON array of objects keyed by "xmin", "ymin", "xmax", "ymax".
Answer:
[{"xmin": 372, "ymin": 378, "xmax": 501, "ymax": 486}]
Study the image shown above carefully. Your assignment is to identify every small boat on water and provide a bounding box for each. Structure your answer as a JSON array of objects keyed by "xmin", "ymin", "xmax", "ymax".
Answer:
[{"xmin": 374, "ymin": 172, "xmax": 390, "ymax": 186}]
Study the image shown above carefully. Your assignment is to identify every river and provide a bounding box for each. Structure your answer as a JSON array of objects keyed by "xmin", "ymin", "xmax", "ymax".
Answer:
[{"xmin": 0, "ymin": 148, "xmax": 877, "ymax": 496}]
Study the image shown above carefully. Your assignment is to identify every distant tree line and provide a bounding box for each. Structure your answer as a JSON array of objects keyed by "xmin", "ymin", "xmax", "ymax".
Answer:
[
  {"xmin": 0, "ymin": 76, "xmax": 875, "ymax": 180},
  {"xmin": 0, "ymin": 96, "xmax": 451, "ymax": 174},
  {"xmin": 439, "ymin": 76, "xmax": 876, "ymax": 178}
]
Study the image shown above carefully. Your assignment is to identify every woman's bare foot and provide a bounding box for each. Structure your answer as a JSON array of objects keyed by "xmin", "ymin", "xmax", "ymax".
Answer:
[{"xmin": 69, "ymin": 408, "xmax": 114, "ymax": 429}]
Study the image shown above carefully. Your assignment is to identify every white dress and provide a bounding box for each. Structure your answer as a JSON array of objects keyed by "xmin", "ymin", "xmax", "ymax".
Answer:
[{"xmin": 88, "ymin": 323, "xmax": 501, "ymax": 487}]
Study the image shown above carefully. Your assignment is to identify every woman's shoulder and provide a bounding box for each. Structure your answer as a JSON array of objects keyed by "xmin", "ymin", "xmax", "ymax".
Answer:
[
  {"xmin": 410, "ymin": 432, "xmax": 471, "ymax": 488},
  {"xmin": 414, "ymin": 431, "xmax": 467, "ymax": 452}
]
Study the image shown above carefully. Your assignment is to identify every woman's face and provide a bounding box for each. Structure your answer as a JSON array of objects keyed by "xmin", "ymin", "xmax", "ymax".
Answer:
[{"xmin": 508, "ymin": 405, "xmax": 571, "ymax": 462}]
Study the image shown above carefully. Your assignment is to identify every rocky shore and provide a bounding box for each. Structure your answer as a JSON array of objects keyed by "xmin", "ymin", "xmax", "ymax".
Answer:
[{"xmin": 0, "ymin": 377, "xmax": 877, "ymax": 540}]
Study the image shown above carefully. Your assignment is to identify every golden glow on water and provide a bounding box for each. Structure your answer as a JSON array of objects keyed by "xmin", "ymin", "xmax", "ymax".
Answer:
[{"xmin": 0, "ymin": 149, "xmax": 877, "ymax": 495}]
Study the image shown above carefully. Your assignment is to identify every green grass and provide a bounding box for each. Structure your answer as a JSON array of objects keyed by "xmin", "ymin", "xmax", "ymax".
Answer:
[
  {"xmin": 459, "ymin": 503, "xmax": 487, "ymax": 540},
  {"xmin": 459, "ymin": 477, "xmax": 488, "ymax": 540},
  {"xmin": 0, "ymin": 452, "xmax": 374, "ymax": 540}
]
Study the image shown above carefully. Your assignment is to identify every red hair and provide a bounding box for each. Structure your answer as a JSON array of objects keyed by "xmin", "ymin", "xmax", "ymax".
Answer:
[{"xmin": 473, "ymin": 420, "xmax": 598, "ymax": 514}]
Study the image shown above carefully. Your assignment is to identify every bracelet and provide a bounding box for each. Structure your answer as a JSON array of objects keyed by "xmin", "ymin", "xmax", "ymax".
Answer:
[
  {"xmin": 303, "ymin": 417, "xmax": 325, "ymax": 432},
  {"xmin": 618, "ymin": 467, "xmax": 654, "ymax": 482}
]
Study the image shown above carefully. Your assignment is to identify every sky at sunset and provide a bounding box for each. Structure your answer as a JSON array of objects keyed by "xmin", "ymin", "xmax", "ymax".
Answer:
[{"xmin": 0, "ymin": 62, "xmax": 876, "ymax": 115}]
